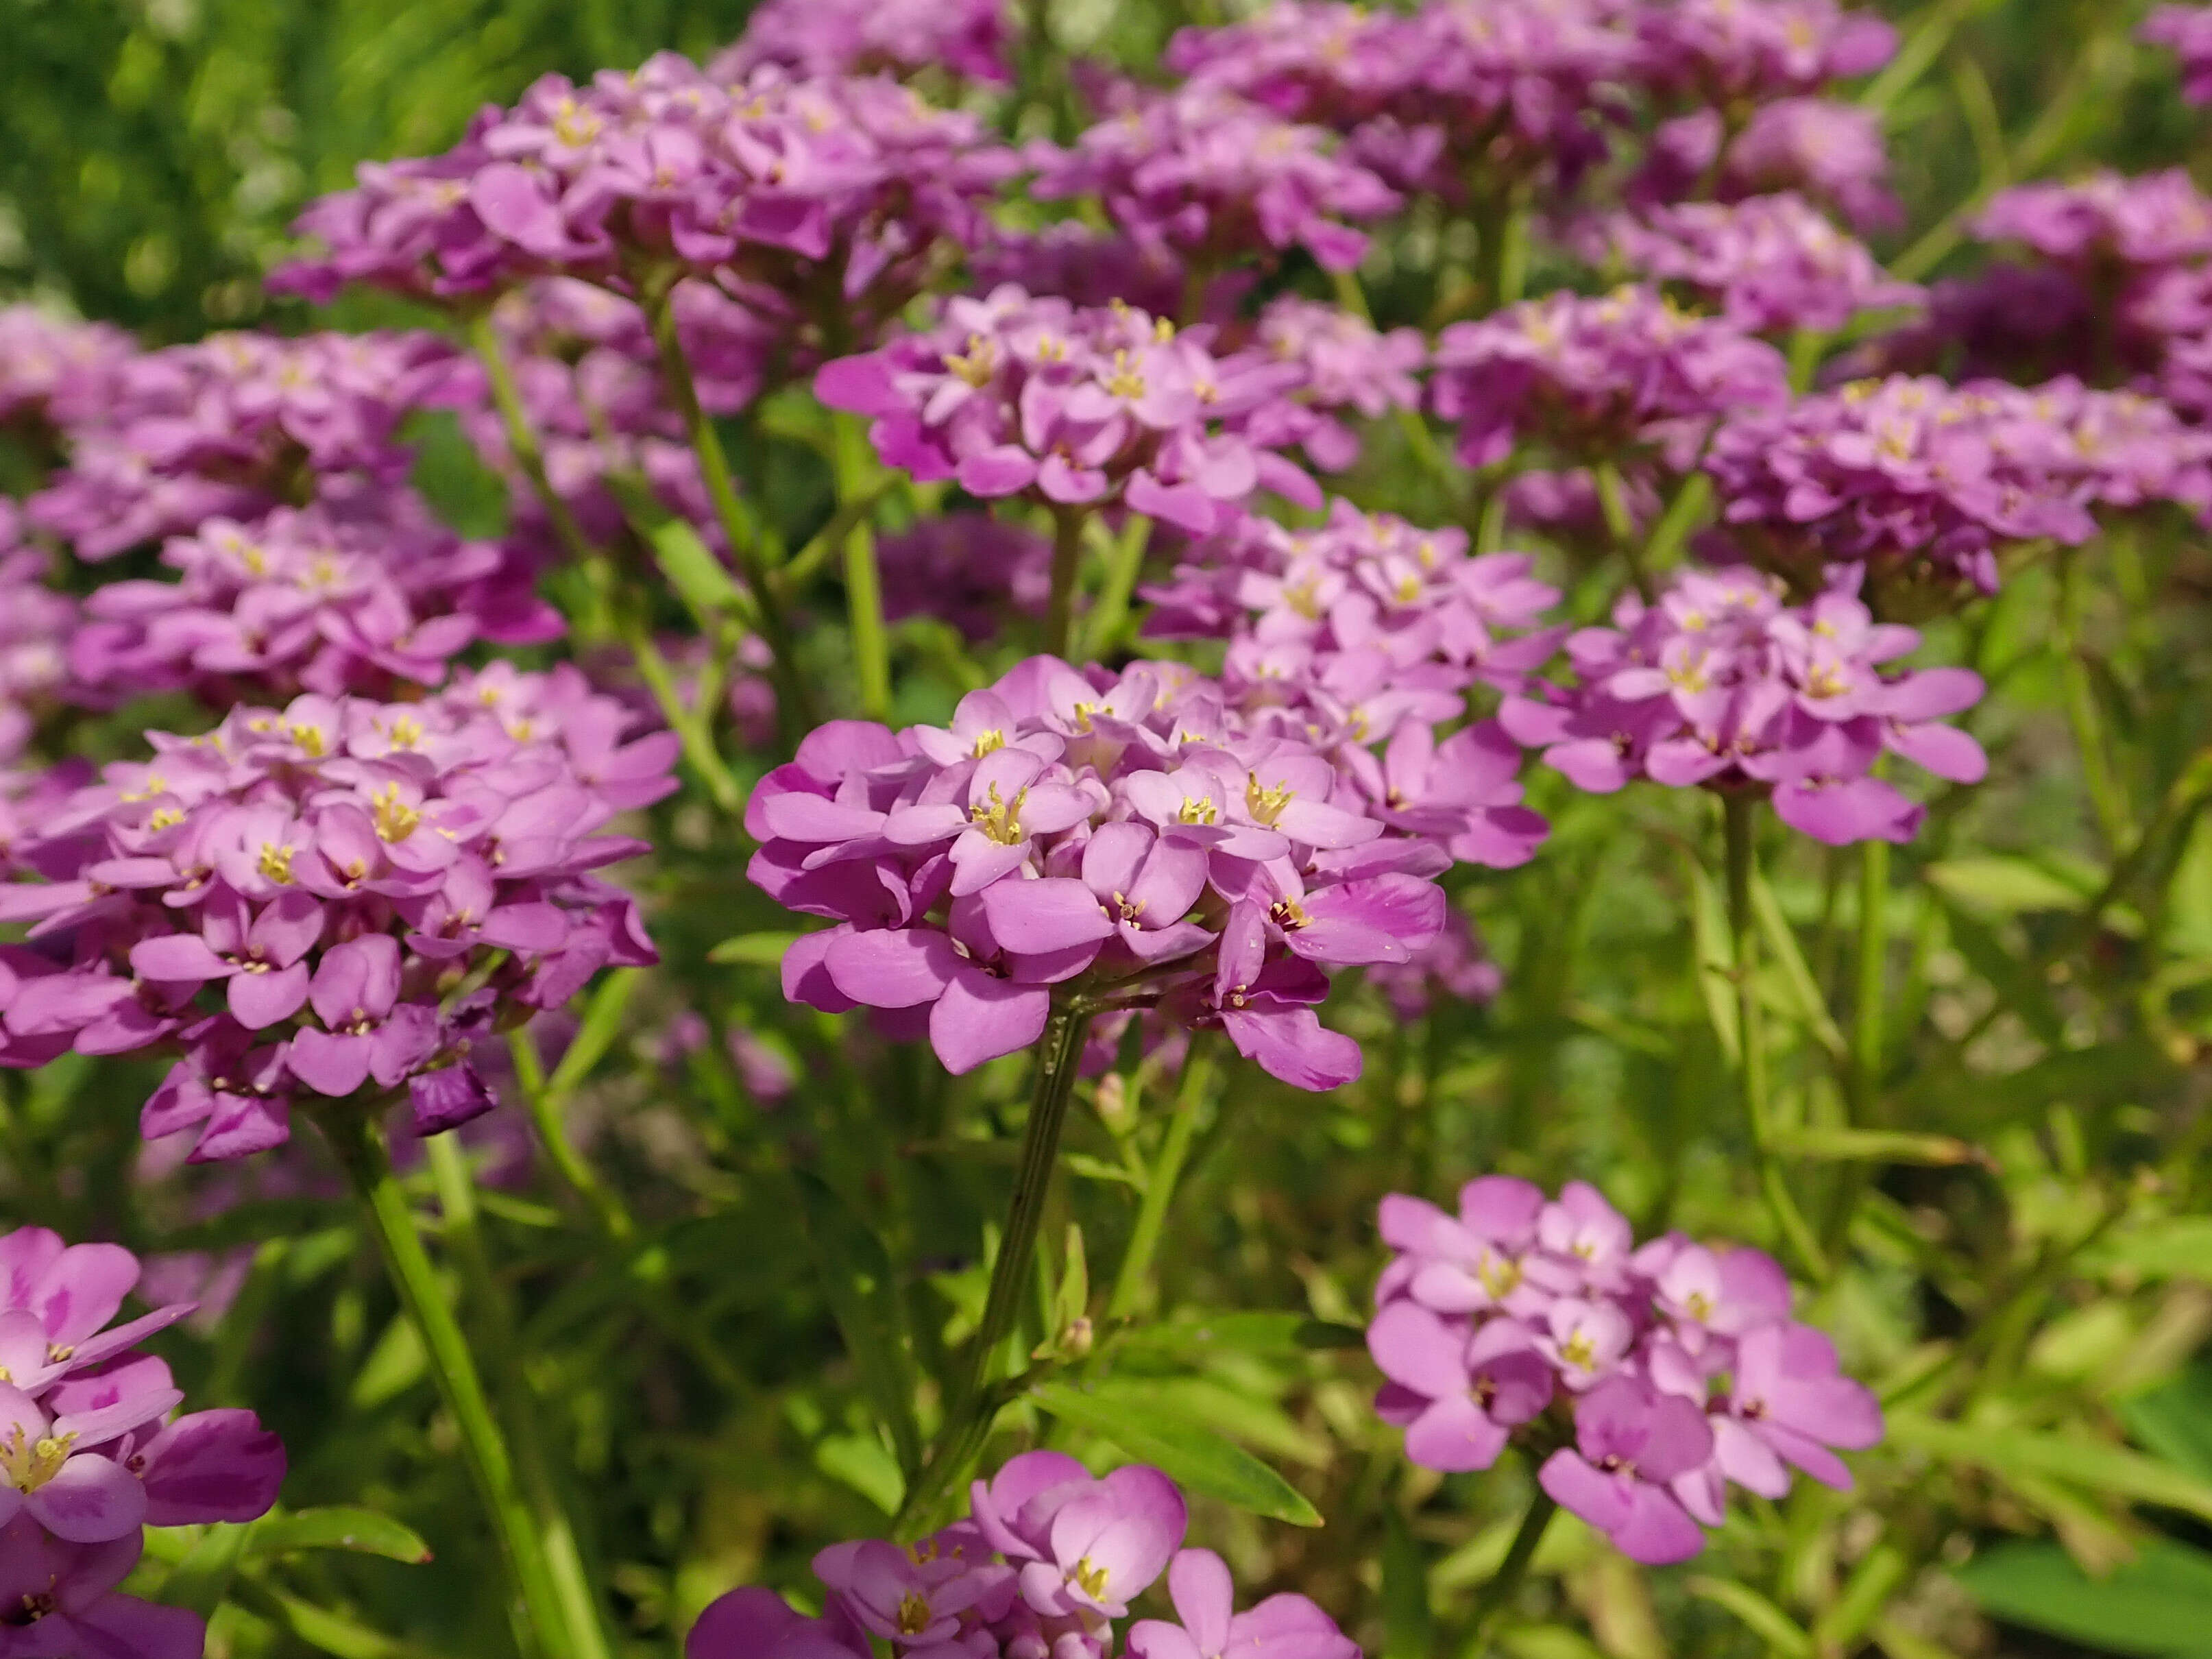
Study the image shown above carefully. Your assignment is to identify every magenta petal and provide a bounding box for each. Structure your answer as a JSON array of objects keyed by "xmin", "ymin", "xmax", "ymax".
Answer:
[
  {"xmin": 980, "ymin": 877, "xmax": 1115, "ymax": 954},
  {"xmin": 825, "ymin": 928, "xmax": 961, "ymax": 1009},
  {"xmin": 228, "ymin": 963, "xmax": 311, "ymax": 1030},
  {"xmin": 929, "ymin": 973, "xmax": 1049, "ymax": 1075},
  {"xmin": 1406, "ymin": 1395, "xmax": 1511, "ymax": 1473},
  {"xmin": 27, "ymin": 1454, "xmax": 149, "ymax": 1542},
  {"xmin": 287, "ymin": 1028, "xmax": 374, "ymax": 1098}
]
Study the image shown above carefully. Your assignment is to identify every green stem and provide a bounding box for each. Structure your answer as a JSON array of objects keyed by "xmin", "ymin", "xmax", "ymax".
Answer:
[
  {"xmin": 620, "ymin": 622, "xmax": 745, "ymax": 815},
  {"xmin": 1722, "ymin": 795, "xmax": 1832, "ymax": 1283},
  {"xmin": 317, "ymin": 1109, "xmax": 572, "ymax": 1659},
  {"xmin": 1044, "ymin": 507, "xmax": 1088, "ymax": 659},
  {"xmin": 467, "ymin": 316, "xmax": 601, "ymax": 573},
  {"xmin": 832, "ymin": 414, "xmax": 892, "ymax": 721},
  {"xmin": 1592, "ymin": 461, "xmax": 1650, "ymax": 603},
  {"xmin": 640, "ymin": 279, "xmax": 817, "ymax": 735},
  {"xmin": 1466, "ymin": 1489, "xmax": 1558, "ymax": 1650},
  {"xmin": 2056, "ymin": 548, "xmax": 2132, "ymax": 851},
  {"xmin": 425, "ymin": 1136, "xmax": 616, "ymax": 1659},
  {"xmin": 1083, "ymin": 515, "xmax": 1152, "ymax": 661},
  {"xmin": 1107, "ymin": 1034, "xmax": 1217, "ymax": 1320},
  {"xmin": 505, "ymin": 1028, "xmax": 634, "ymax": 1245},
  {"xmin": 896, "ymin": 1003, "xmax": 1093, "ymax": 1534},
  {"xmin": 1850, "ymin": 838, "xmax": 1890, "ymax": 1119}
]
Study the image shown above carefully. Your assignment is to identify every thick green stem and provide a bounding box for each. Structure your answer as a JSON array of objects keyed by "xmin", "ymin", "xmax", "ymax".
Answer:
[
  {"xmin": 1107, "ymin": 1034, "xmax": 1217, "ymax": 1320},
  {"xmin": 1044, "ymin": 507, "xmax": 1088, "ymax": 659},
  {"xmin": 640, "ymin": 280, "xmax": 817, "ymax": 734},
  {"xmin": 832, "ymin": 414, "xmax": 892, "ymax": 721},
  {"xmin": 1466, "ymin": 1489, "xmax": 1558, "ymax": 1650},
  {"xmin": 1850, "ymin": 838, "xmax": 1890, "ymax": 1118},
  {"xmin": 1722, "ymin": 796, "xmax": 1831, "ymax": 1283},
  {"xmin": 1082, "ymin": 515, "xmax": 1153, "ymax": 661},
  {"xmin": 317, "ymin": 1109, "xmax": 571, "ymax": 1659},
  {"xmin": 896, "ymin": 1004, "xmax": 1093, "ymax": 1533},
  {"xmin": 505, "ymin": 1028, "xmax": 634, "ymax": 1245},
  {"xmin": 426, "ymin": 1136, "xmax": 615, "ymax": 1659},
  {"xmin": 1592, "ymin": 461, "xmax": 1651, "ymax": 603}
]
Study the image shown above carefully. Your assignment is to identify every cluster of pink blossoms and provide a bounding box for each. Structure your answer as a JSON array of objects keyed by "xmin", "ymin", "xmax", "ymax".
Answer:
[
  {"xmin": 1237, "ymin": 297, "xmax": 1428, "ymax": 472},
  {"xmin": 0, "ymin": 308, "xmax": 133, "ymax": 439},
  {"xmin": 687, "ymin": 1453, "xmax": 1356, "ymax": 1659},
  {"xmin": 0, "ymin": 1226, "xmax": 285, "ymax": 1656},
  {"xmin": 0, "ymin": 667, "xmax": 670, "ymax": 1161},
  {"xmin": 1370, "ymin": 1177, "xmax": 1882, "ymax": 1565},
  {"xmin": 1501, "ymin": 565, "xmax": 1985, "ymax": 846},
  {"xmin": 1590, "ymin": 193, "xmax": 1923, "ymax": 334},
  {"xmin": 1142, "ymin": 501, "xmax": 1559, "ymax": 871},
  {"xmin": 1634, "ymin": 98, "xmax": 1900, "ymax": 233},
  {"xmin": 1028, "ymin": 83, "xmax": 1401, "ymax": 277},
  {"xmin": 274, "ymin": 56, "xmax": 1014, "ymax": 348},
  {"xmin": 875, "ymin": 513, "xmax": 1050, "ymax": 644},
  {"xmin": 1630, "ymin": 0, "xmax": 1895, "ymax": 104},
  {"xmin": 816, "ymin": 287, "xmax": 1319, "ymax": 535},
  {"xmin": 0, "ymin": 511, "xmax": 76, "ymax": 766},
  {"xmin": 1705, "ymin": 375, "xmax": 2211, "ymax": 596},
  {"xmin": 27, "ymin": 330, "xmax": 473, "ymax": 561},
  {"xmin": 1433, "ymin": 285, "xmax": 1789, "ymax": 470},
  {"xmin": 711, "ymin": 0, "xmax": 1014, "ymax": 85},
  {"xmin": 756, "ymin": 654, "xmax": 1472, "ymax": 1088},
  {"xmin": 2146, "ymin": 5, "xmax": 2212, "ymax": 102},
  {"xmin": 68, "ymin": 496, "xmax": 556, "ymax": 704}
]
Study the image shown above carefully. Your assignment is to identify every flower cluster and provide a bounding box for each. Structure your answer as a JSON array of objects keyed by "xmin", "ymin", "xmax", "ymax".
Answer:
[
  {"xmin": 1631, "ymin": 0, "xmax": 1895, "ymax": 106},
  {"xmin": 1591, "ymin": 193, "xmax": 1922, "ymax": 334},
  {"xmin": 1141, "ymin": 502, "xmax": 1564, "ymax": 860},
  {"xmin": 2146, "ymin": 5, "xmax": 2212, "ymax": 102},
  {"xmin": 28, "ymin": 330, "xmax": 474, "ymax": 561},
  {"xmin": 1500, "ymin": 565, "xmax": 1985, "ymax": 845},
  {"xmin": 1974, "ymin": 168, "xmax": 2212, "ymax": 272},
  {"xmin": 1638, "ymin": 99, "xmax": 1901, "ymax": 232},
  {"xmin": 815, "ymin": 287, "xmax": 1317, "ymax": 535},
  {"xmin": 1164, "ymin": 0, "xmax": 1634, "ymax": 199},
  {"xmin": 1233, "ymin": 296, "xmax": 1428, "ymax": 471},
  {"xmin": 274, "ymin": 56, "xmax": 1014, "ymax": 348},
  {"xmin": 686, "ymin": 1453, "xmax": 1358, "ymax": 1659},
  {"xmin": 712, "ymin": 0, "xmax": 1014, "ymax": 85},
  {"xmin": 68, "ymin": 496, "xmax": 555, "ymax": 705},
  {"xmin": 0, "ymin": 306, "xmax": 132, "ymax": 441},
  {"xmin": 972, "ymin": 224, "xmax": 1202, "ymax": 319},
  {"xmin": 875, "ymin": 512, "xmax": 1051, "ymax": 644},
  {"xmin": 755, "ymin": 653, "xmax": 1468, "ymax": 1088},
  {"xmin": 1703, "ymin": 374, "xmax": 2209, "ymax": 597},
  {"xmin": 0, "ymin": 516, "xmax": 76, "ymax": 766},
  {"xmin": 1028, "ymin": 83, "xmax": 1401, "ymax": 277},
  {"xmin": 0, "ymin": 667, "xmax": 670, "ymax": 1161},
  {"xmin": 1368, "ymin": 908, "xmax": 1502, "ymax": 1022},
  {"xmin": 0, "ymin": 1225, "xmax": 285, "ymax": 1653},
  {"xmin": 1370, "ymin": 1176, "xmax": 1882, "ymax": 1564},
  {"xmin": 1432, "ymin": 285, "xmax": 1789, "ymax": 470}
]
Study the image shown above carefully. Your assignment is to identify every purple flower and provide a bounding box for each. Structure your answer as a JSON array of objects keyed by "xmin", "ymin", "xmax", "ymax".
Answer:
[
  {"xmin": 685, "ymin": 1587, "xmax": 869, "ymax": 1659},
  {"xmin": 2146, "ymin": 5, "xmax": 2212, "ymax": 101},
  {"xmin": 0, "ymin": 1521, "xmax": 207, "ymax": 1659},
  {"xmin": 1539, "ymin": 1376, "xmax": 1715, "ymax": 1564},
  {"xmin": 714, "ymin": 0, "xmax": 1014, "ymax": 84},
  {"xmin": 1632, "ymin": 0, "xmax": 1895, "ymax": 106},
  {"xmin": 1501, "ymin": 564, "xmax": 1986, "ymax": 845},
  {"xmin": 1016, "ymin": 1464, "xmax": 1187, "ymax": 1619},
  {"xmin": 1433, "ymin": 286, "xmax": 1789, "ymax": 470},
  {"xmin": 1975, "ymin": 169, "xmax": 2212, "ymax": 271},
  {"xmin": 0, "ymin": 306, "xmax": 134, "ymax": 436},
  {"xmin": 1370, "ymin": 1176, "xmax": 1883, "ymax": 1565},
  {"xmin": 1126, "ymin": 1549, "xmax": 1359, "ymax": 1659}
]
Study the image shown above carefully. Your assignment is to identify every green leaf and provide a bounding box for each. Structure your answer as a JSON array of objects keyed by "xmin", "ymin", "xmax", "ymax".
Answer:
[
  {"xmin": 794, "ymin": 1171, "xmax": 924, "ymax": 1478},
  {"xmin": 1381, "ymin": 1506, "xmax": 1431, "ymax": 1659},
  {"xmin": 231, "ymin": 1579, "xmax": 452, "ymax": 1659},
  {"xmin": 1771, "ymin": 1126, "xmax": 1989, "ymax": 1167},
  {"xmin": 1685, "ymin": 1577, "xmax": 1814, "ymax": 1658},
  {"xmin": 1813, "ymin": 1542, "xmax": 1908, "ymax": 1651},
  {"xmin": 2093, "ymin": 1218, "xmax": 2212, "ymax": 1283},
  {"xmin": 613, "ymin": 482, "xmax": 749, "ymax": 621},
  {"xmin": 1030, "ymin": 1381, "xmax": 1323, "ymax": 1526},
  {"xmin": 814, "ymin": 1432, "xmax": 906, "ymax": 1517},
  {"xmin": 1955, "ymin": 1539, "xmax": 2212, "ymax": 1658},
  {"xmin": 1052, "ymin": 1223, "xmax": 1089, "ymax": 1337},
  {"xmin": 1751, "ymin": 870, "xmax": 1846, "ymax": 1058},
  {"xmin": 349, "ymin": 1312, "xmax": 428, "ymax": 1411},
  {"xmin": 2122, "ymin": 1366, "xmax": 2212, "ymax": 1484},
  {"xmin": 1925, "ymin": 856, "xmax": 2095, "ymax": 917},
  {"xmin": 545, "ymin": 968, "xmax": 637, "ymax": 1100},
  {"xmin": 160, "ymin": 1521, "xmax": 258, "ymax": 1618},
  {"xmin": 1889, "ymin": 1414, "xmax": 2212, "ymax": 1522},
  {"xmin": 707, "ymin": 931, "xmax": 804, "ymax": 966},
  {"xmin": 251, "ymin": 1507, "xmax": 433, "ymax": 1564},
  {"xmin": 1115, "ymin": 1313, "xmax": 1365, "ymax": 1358},
  {"xmin": 1679, "ymin": 849, "xmax": 1738, "ymax": 1065}
]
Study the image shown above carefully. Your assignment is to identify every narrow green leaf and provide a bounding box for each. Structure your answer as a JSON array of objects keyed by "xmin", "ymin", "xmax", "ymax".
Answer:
[
  {"xmin": 1771, "ymin": 1126, "xmax": 1989, "ymax": 1167},
  {"xmin": 794, "ymin": 1171, "xmax": 924, "ymax": 1478},
  {"xmin": 545, "ymin": 969, "xmax": 637, "ymax": 1100},
  {"xmin": 1054, "ymin": 1223, "xmax": 1089, "ymax": 1335},
  {"xmin": 707, "ymin": 931, "xmax": 805, "ymax": 966},
  {"xmin": 1685, "ymin": 1576, "xmax": 1814, "ymax": 1658},
  {"xmin": 2122, "ymin": 1365, "xmax": 2212, "ymax": 1484},
  {"xmin": 1679, "ymin": 849, "xmax": 1738, "ymax": 1065},
  {"xmin": 1381, "ymin": 1507, "xmax": 1431, "ymax": 1659},
  {"xmin": 623, "ymin": 490, "xmax": 749, "ymax": 620},
  {"xmin": 1814, "ymin": 1542, "xmax": 1909, "ymax": 1651},
  {"xmin": 1751, "ymin": 870, "xmax": 1847, "ymax": 1057},
  {"xmin": 815, "ymin": 1432, "xmax": 906, "ymax": 1517},
  {"xmin": 251, "ymin": 1507, "xmax": 433, "ymax": 1564},
  {"xmin": 232, "ymin": 1579, "xmax": 452, "ymax": 1659},
  {"xmin": 1954, "ymin": 1538, "xmax": 2212, "ymax": 1658},
  {"xmin": 1115, "ymin": 1312, "xmax": 1365, "ymax": 1358},
  {"xmin": 1925, "ymin": 857, "xmax": 2094, "ymax": 917},
  {"xmin": 1889, "ymin": 1414, "xmax": 2212, "ymax": 1522},
  {"xmin": 349, "ymin": 1312, "xmax": 428, "ymax": 1411},
  {"xmin": 160, "ymin": 1521, "xmax": 258, "ymax": 1618},
  {"xmin": 2093, "ymin": 1219, "xmax": 2212, "ymax": 1284},
  {"xmin": 1030, "ymin": 1381, "xmax": 1323, "ymax": 1526}
]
